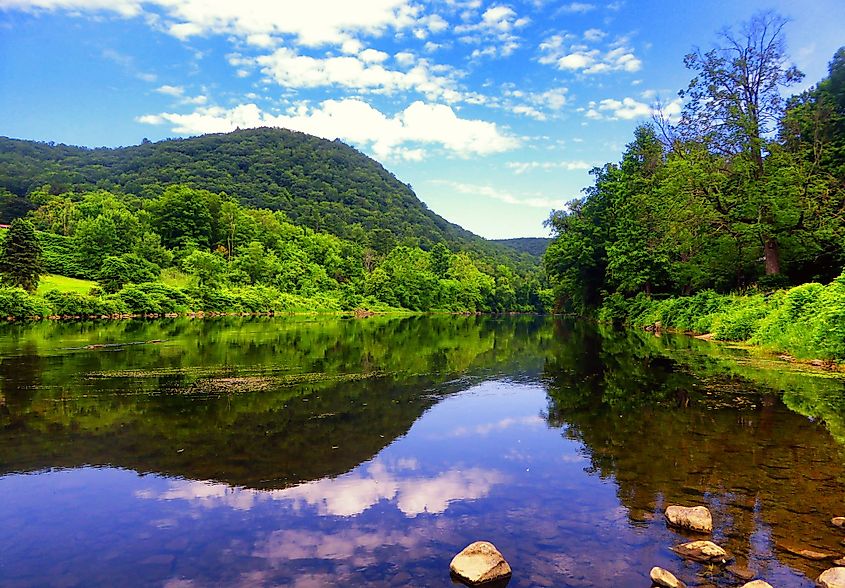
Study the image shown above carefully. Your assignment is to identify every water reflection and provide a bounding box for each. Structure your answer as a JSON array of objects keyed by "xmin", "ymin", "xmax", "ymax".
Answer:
[
  {"xmin": 0, "ymin": 316, "xmax": 844, "ymax": 587},
  {"xmin": 139, "ymin": 461, "xmax": 506, "ymax": 518}
]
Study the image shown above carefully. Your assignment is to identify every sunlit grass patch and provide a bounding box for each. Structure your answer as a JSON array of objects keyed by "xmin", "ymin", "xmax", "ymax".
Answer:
[{"xmin": 37, "ymin": 274, "xmax": 97, "ymax": 295}]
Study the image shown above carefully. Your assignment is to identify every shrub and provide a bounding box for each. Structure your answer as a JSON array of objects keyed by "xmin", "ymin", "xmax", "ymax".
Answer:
[
  {"xmin": 98, "ymin": 254, "xmax": 160, "ymax": 293},
  {"xmin": 38, "ymin": 232, "xmax": 87, "ymax": 279},
  {"xmin": 812, "ymin": 274, "xmax": 845, "ymax": 359},
  {"xmin": 0, "ymin": 287, "xmax": 50, "ymax": 318},
  {"xmin": 711, "ymin": 295, "xmax": 769, "ymax": 341}
]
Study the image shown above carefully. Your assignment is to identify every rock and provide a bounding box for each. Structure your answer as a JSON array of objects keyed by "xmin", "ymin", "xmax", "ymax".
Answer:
[
  {"xmin": 650, "ymin": 566, "xmax": 686, "ymax": 588},
  {"xmin": 665, "ymin": 505, "xmax": 713, "ymax": 533},
  {"xmin": 778, "ymin": 542, "xmax": 837, "ymax": 560},
  {"xmin": 672, "ymin": 540, "xmax": 730, "ymax": 564},
  {"xmin": 450, "ymin": 541, "xmax": 512, "ymax": 586},
  {"xmin": 832, "ymin": 517, "xmax": 845, "ymax": 528},
  {"xmin": 818, "ymin": 568, "xmax": 845, "ymax": 588},
  {"xmin": 740, "ymin": 582, "xmax": 773, "ymax": 588},
  {"xmin": 835, "ymin": 558, "xmax": 845, "ymax": 566},
  {"xmin": 727, "ymin": 564, "xmax": 755, "ymax": 581}
]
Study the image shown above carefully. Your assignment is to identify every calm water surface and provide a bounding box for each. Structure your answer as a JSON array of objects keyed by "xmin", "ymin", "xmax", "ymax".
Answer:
[{"xmin": 1, "ymin": 315, "xmax": 844, "ymax": 587}]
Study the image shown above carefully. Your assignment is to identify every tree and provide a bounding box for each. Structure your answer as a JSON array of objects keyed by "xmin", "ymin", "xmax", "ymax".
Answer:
[
  {"xmin": 148, "ymin": 186, "xmax": 214, "ymax": 249},
  {"xmin": 678, "ymin": 11, "xmax": 804, "ymax": 274},
  {"xmin": 0, "ymin": 219, "xmax": 43, "ymax": 292},
  {"xmin": 98, "ymin": 254, "xmax": 160, "ymax": 293},
  {"xmin": 182, "ymin": 250, "xmax": 227, "ymax": 288},
  {"xmin": 230, "ymin": 241, "xmax": 280, "ymax": 284},
  {"xmin": 430, "ymin": 242, "xmax": 452, "ymax": 278}
]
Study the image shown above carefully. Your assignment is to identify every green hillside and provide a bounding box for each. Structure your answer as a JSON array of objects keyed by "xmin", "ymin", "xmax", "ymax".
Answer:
[
  {"xmin": 492, "ymin": 237, "xmax": 552, "ymax": 257},
  {"xmin": 0, "ymin": 128, "xmax": 536, "ymax": 267}
]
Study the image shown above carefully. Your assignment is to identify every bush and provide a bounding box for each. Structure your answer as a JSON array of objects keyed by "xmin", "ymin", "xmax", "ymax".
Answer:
[
  {"xmin": 38, "ymin": 232, "xmax": 87, "ymax": 278},
  {"xmin": 43, "ymin": 289, "xmax": 127, "ymax": 316},
  {"xmin": 117, "ymin": 282, "xmax": 189, "ymax": 314},
  {"xmin": 711, "ymin": 295, "xmax": 769, "ymax": 341},
  {"xmin": 117, "ymin": 286, "xmax": 157, "ymax": 314},
  {"xmin": 812, "ymin": 274, "xmax": 845, "ymax": 359},
  {"xmin": 0, "ymin": 287, "xmax": 50, "ymax": 318},
  {"xmin": 98, "ymin": 254, "xmax": 160, "ymax": 293}
]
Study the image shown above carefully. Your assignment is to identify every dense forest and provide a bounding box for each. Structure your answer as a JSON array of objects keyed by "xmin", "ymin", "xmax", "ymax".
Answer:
[
  {"xmin": 0, "ymin": 127, "xmax": 536, "ymax": 271},
  {"xmin": 491, "ymin": 237, "xmax": 552, "ymax": 257},
  {"xmin": 543, "ymin": 14, "xmax": 845, "ymax": 356},
  {"xmin": 0, "ymin": 186, "xmax": 548, "ymax": 317},
  {"xmin": 0, "ymin": 123, "xmax": 552, "ymax": 317}
]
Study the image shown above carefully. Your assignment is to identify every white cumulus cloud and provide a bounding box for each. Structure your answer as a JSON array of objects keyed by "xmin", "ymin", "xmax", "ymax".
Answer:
[
  {"xmin": 539, "ymin": 33, "xmax": 642, "ymax": 74},
  {"xmin": 137, "ymin": 98, "xmax": 519, "ymax": 160},
  {"xmin": 4, "ymin": 0, "xmax": 422, "ymax": 47},
  {"xmin": 506, "ymin": 160, "xmax": 593, "ymax": 174},
  {"xmin": 435, "ymin": 180, "xmax": 561, "ymax": 208},
  {"xmin": 584, "ymin": 96, "xmax": 682, "ymax": 121},
  {"xmin": 252, "ymin": 47, "xmax": 463, "ymax": 102}
]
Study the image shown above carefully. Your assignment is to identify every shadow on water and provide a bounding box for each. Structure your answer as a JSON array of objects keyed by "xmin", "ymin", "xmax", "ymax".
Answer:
[{"xmin": 0, "ymin": 315, "xmax": 843, "ymax": 586}]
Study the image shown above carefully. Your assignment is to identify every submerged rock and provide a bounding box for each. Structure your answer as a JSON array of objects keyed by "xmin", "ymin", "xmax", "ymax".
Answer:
[
  {"xmin": 450, "ymin": 541, "xmax": 512, "ymax": 586},
  {"xmin": 818, "ymin": 567, "xmax": 845, "ymax": 588},
  {"xmin": 665, "ymin": 505, "xmax": 713, "ymax": 533},
  {"xmin": 832, "ymin": 517, "xmax": 845, "ymax": 528},
  {"xmin": 778, "ymin": 542, "xmax": 837, "ymax": 560},
  {"xmin": 740, "ymin": 581, "xmax": 773, "ymax": 588},
  {"xmin": 727, "ymin": 564, "xmax": 755, "ymax": 581},
  {"xmin": 671, "ymin": 540, "xmax": 730, "ymax": 564},
  {"xmin": 650, "ymin": 566, "xmax": 685, "ymax": 588}
]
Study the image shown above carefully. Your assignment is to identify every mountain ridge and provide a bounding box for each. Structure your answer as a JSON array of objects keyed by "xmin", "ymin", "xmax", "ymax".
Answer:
[{"xmin": 0, "ymin": 128, "xmax": 539, "ymax": 265}]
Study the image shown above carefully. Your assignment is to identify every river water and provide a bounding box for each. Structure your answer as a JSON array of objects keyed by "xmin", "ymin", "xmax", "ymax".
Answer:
[{"xmin": 0, "ymin": 315, "xmax": 844, "ymax": 587}]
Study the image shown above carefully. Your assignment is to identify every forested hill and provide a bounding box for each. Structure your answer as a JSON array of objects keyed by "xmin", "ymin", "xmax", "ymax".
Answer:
[
  {"xmin": 0, "ymin": 128, "xmax": 535, "ymax": 265},
  {"xmin": 492, "ymin": 237, "xmax": 552, "ymax": 257}
]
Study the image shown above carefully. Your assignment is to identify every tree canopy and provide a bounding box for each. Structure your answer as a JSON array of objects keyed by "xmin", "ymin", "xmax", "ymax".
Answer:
[{"xmin": 545, "ymin": 15, "xmax": 844, "ymax": 313}]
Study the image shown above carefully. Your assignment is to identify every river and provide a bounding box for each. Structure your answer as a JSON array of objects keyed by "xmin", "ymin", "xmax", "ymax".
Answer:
[{"xmin": 0, "ymin": 315, "xmax": 843, "ymax": 587}]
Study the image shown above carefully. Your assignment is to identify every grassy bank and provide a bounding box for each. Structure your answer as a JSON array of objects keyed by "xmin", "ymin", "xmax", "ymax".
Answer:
[
  {"xmin": 598, "ymin": 272, "xmax": 845, "ymax": 361},
  {"xmin": 0, "ymin": 280, "xmax": 403, "ymax": 320}
]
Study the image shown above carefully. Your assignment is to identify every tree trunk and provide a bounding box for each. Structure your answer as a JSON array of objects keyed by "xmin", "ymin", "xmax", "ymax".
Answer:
[{"xmin": 764, "ymin": 237, "xmax": 781, "ymax": 275}]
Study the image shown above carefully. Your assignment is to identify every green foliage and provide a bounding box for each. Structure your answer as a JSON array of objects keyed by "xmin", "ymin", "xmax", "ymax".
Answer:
[
  {"xmin": 602, "ymin": 271, "xmax": 845, "ymax": 359},
  {"xmin": 134, "ymin": 232, "xmax": 173, "ymax": 268},
  {"xmin": 0, "ymin": 287, "xmax": 49, "ymax": 317},
  {"xmin": 710, "ymin": 295, "xmax": 770, "ymax": 341},
  {"xmin": 0, "ymin": 128, "xmax": 539, "ymax": 272},
  {"xmin": 42, "ymin": 289, "xmax": 125, "ymax": 316},
  {"xmin": 0, "ymin": 219, "xmax": 43, "ymax": 292},
  {"xmin": 544, "ymin": 35, "xmax": 845, "ymax": 321},
  {"xmin": 182, "ymin": 250, "xmax": 227, "ymax": 287},
  {"xmin": 98, "ymin": 254, "xmax": 160, "ymax": 293},
  {"xmin": 0, "ymin": 142, "xmax": 548, "ymax": 316},
  {"xmin": 37, "ymin": 232, "xmax": 88, "ymax": 278},
  {"xmin": 148, "ymin": 185, "xmax": 216, "ymax": 249},
  {"xmin": 117, "ymin": 282, "xmax": 187, "ymax": 314}
]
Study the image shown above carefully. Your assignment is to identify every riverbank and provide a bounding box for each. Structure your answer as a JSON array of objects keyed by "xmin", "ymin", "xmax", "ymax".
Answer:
[
  {"xmin": 597, "ymin": 273, "xmax": 845, "ymax": 362},
  {"xmin": 0, "ymin": 282, "xmax": 407, "ymax": 322}
]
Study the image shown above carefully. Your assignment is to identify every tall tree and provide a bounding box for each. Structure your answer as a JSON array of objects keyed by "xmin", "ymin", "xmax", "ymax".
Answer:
[
  {"xmin": 678, "ymin": 11, "xmax": 804, "ymax": 274},
  {"xmin": 0, "ymin": 219, "xmax": 43, "ymax": 292}
]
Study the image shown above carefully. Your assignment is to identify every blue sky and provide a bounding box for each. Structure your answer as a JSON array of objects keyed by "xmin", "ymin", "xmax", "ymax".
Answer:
[{"xmin": 0, "ymin": 1, "xmax": 842, "ymax": 239}]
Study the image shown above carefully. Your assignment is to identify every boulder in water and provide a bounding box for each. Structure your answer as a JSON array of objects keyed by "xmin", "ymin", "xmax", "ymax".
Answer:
[
  {"xmin": 671, "ymin": 540, "xmax": 730, "ymax": 564},
  {"xmin": 818, "ymin": 568, "xmax": 845, "ymax": 588},
  {"xmin": 650, "ymin": 566, "xmax": 685, "ymax": 588},
  {"xmin": 450, "ymin": 541, "xmax": 512, "ymax": 586},
  {"xmin": 665, "ymin": 505, "xmax": 713, "ymax": 533}
]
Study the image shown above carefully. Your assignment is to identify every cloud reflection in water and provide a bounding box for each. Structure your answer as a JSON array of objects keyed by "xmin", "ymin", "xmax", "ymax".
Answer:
[{"xmin": 137, "ymin": 460, "xmax": 506, "ymax": 518}]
